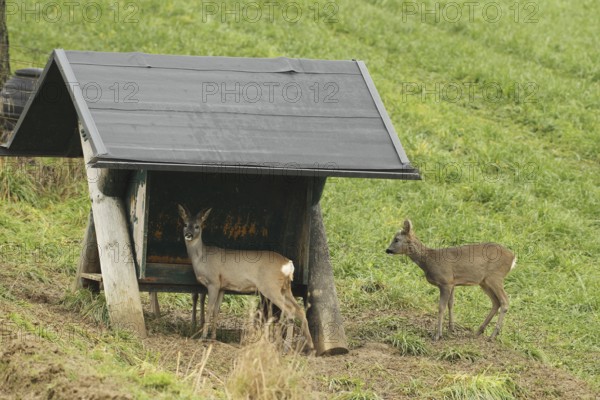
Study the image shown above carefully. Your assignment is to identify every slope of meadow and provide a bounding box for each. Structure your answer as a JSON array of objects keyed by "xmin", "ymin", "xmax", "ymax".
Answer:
[{"xmin": 1, "ymin": 0, "xmax": 599, "ymax": 398}]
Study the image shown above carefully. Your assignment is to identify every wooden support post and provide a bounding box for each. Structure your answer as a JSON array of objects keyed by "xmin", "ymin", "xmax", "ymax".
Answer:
[
  {"xmin": 73, "ymin": 210, "xmax": 101, "ymax": 292},
  {"xmin": 307, "ymin": 205, "xmax": 349, "ymax": 356},
  {"xmin": 79, "ymin": 125, "xmax": 147, "ymax": 338},
  {"xmin": 149, "ymin": 292, "xmax": 160, "ymax": 317},
  {"xmin": 97, "ymin": 166, "xmax": 130, "ymax": 197}
]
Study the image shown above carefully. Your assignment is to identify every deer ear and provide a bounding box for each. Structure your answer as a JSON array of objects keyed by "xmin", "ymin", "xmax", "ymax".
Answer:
[
  {"xmin": 200, "ymin": 208, "xmax": 212, "ymax": 223},
  {"xmin": 403, "ymin": 219, "xmax": 412, "ymax": 234},
  {"xmin": 177, "ymin": 204, "xmax": 189, "ymax": 220}
]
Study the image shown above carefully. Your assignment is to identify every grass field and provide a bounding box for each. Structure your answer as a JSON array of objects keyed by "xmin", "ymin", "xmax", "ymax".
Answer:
[{"xmin": 1, "ymin": 0, "xmax": 599, "ymax": 398}]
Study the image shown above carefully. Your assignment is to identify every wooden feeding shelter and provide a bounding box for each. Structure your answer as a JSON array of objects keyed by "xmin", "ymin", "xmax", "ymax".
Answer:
[{"xmin": 0, "ymin": 50, "xmax": 420, "ymax": 355}]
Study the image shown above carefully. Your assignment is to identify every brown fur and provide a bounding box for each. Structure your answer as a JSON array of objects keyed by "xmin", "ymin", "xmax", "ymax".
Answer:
[{"xmin": 386, "ymin": 219, "xmax": 516, "ymax": 340}]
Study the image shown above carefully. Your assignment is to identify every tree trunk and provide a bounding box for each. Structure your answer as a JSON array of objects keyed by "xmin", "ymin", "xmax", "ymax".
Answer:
[{"xmin": 0, "ymin": 0, "xmax": 10, "ymax": 88}]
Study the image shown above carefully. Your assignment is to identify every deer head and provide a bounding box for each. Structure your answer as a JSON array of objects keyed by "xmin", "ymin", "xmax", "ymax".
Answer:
[
  {"xmin": 177, "ymin": 204, "xmax": 211, "ymax": 242},
  {"xmin": 386, "ymin": 219, "xmax": 414, "ymax": 255}
]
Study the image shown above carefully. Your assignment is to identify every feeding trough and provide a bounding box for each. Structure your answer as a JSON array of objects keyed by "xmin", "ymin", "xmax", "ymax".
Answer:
[{"xmin": 0, "ymin": 50, "xmax": 420, "ymax": 355}]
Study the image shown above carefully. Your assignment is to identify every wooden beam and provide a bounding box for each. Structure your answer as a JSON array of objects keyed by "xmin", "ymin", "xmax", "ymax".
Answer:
[
  {"xmin": 79, "ymin": 124, "xmax": 147, "ymax": 338},
  {"xmin": 306, "ymin": 205, "xmax": 349, "ymax": 356},
  {"xmin": 73, "ymin": 211, "xmax": 101, "ymax": 292},
  {"xmin": 80, "ymin": 273, "xmax": 103, "ymax": 282}
]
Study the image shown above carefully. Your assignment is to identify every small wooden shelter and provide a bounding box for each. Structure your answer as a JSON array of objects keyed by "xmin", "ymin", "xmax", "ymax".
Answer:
[{"xmin": 0, "ymin": 50, "xmax": 419, "ymax": 355}]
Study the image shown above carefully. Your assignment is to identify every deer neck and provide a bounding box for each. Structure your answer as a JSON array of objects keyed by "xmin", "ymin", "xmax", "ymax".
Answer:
[
  {"xmin": 185, "ymin": 235, "xmax": 209, "ymax": 265},
  {"xmin": 406, "ymin": 236, "xmax": 431, "ymax": 270}
]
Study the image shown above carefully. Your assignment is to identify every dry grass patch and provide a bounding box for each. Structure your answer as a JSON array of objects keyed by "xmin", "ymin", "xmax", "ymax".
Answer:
[{"xmin": 225, "ymin": 323, "xmax": 310, "ymax": 400}]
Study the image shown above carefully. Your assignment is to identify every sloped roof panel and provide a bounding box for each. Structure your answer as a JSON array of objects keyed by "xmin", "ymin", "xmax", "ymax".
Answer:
[{"xmin": 1, "ymin": 50, "xmax": 419, "ymax": 179}]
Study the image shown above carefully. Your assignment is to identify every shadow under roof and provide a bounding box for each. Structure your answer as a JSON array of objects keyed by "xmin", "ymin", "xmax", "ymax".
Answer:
[{"xmin": 0, "ymin": 50, "xmax": 419, "ymax": 179}]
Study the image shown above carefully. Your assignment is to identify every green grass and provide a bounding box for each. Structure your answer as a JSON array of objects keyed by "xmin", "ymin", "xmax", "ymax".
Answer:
[
  {"xmin": 437, "ymin": 373, "xmax": 522, "ymax": 400},
  {"xmin": 386, "ymin": 331, "xmax": 429, "ymax": 356},
  {"xmin": 329, "ymin": 376, "xmax": 382, "ymax": 400},
  {"xmin": 438, "ymin": 346, "xmax": 482, "ymax": 363},
  {"xmin": 2, "ymin": 0, "xmax": 600, "ymax": 395},
  {"xmin": 62, "ymin": 289, "xmax": 110, "ymax": 326}
]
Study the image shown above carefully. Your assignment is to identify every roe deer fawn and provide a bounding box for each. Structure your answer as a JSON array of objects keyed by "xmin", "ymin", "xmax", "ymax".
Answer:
[
  {"xmin": 178, "ymin": 205, "xmax": 314, "ymax": 351},
  {"xmin": 386, "ymin": 220, "xmax": 516, "ymax": 340}
]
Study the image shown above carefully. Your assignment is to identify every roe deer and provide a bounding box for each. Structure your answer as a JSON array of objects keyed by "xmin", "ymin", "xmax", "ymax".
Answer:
[
  {"xmin": 386, "ymin": 220, "xmax": 516, "ymax": 340},
  {"xmin": 178, "ymin": 205, "xmax": 314, "ymax": 351}
]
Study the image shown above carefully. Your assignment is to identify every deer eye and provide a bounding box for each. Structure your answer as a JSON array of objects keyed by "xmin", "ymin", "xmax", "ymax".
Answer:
[
  {"xmin": 394, "ymin": 238, "xmax": 400, "ymax": 242},
  {"xmin": 194, "ymin": 225, "xmax": 200, "ymax": 229}
]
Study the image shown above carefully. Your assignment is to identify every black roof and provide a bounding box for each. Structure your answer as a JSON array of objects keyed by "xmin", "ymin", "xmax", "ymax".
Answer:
[{"xmin": 0, "ymin": 50, "xmax": 419, "ymax": 179}]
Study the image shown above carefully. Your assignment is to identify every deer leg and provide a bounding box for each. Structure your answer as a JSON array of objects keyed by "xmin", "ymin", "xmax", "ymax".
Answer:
[
  {"xmin": 291, "ymin": 300, "xmax": 313, "ymax": 351},
  {"xmin": 258, "ymin": 293, "xmax": 276, "ymax": 324},
  {"xmin": 199, "ymin": 293, "xmax": 206, "ymax": 330},
  {"xmin": 204, "ymin": 286, "xmax": 220, "ymax": 340},
  {"xmin": 477, "ymin": 283, "xmax": 500, "ymax": 336},
  {"xmin": 192, "ymin": 292, "xmax": 198, "ymax": 332},
  {"xmin": 435, "ymin": 285, "xmax": 452, "ymax": 341},
  {"xmin": 488, "ymin": 282, "xmax": 509, "ymax": 340},
  {"xmin": 283, "ymin": 310, "xmax": 295, "ymax": 352},
  {"xmin": 448, "ymin": 287, "xmax": 455, "ymax": 333},
  {"xmin": 210, "ymin": 290, "xmax": 225, "ymax": 340},
  {"xmin": 260, "ymin": 290, "xmax": 293, "ymax": 349},
  {"xmin": 283, "ymin": 291, "xmax": 314, "ymax": 351},
  {"xmin": 261, "ymin": 287, "xmax": 314, "ymax": 352}
]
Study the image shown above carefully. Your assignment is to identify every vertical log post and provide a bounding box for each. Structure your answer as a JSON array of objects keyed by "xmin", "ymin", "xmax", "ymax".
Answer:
[
  {"xmin": 306, "ymin": 205, "xmax": 349, "ymax": 355},
  {"xmin": 149, "ymin": 292, "xmax": 160, "ymax": 317},
  {"xmin": 73, "ymin": 210, "xmax": 101, "ymax": 292},
  {"xmin": 79, "ymin": 125, "xmax": 147, "ymax": 338}
]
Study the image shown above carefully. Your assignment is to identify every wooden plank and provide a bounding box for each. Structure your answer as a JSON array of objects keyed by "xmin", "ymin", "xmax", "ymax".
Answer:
[
  {"xmin": 277, "ymin": 177, "xmax": 310, "ymax": 285},
  {"xmin": 80, "ymin": 273, "xmax": 103, "ymax": 282},
  {"xmin": 140, "ymin": 283, "xmax": 307, "ymax": 297},
  {"xmin": 300, "ymin": 180, "xmax": 314, "ymax": 287},
  {"xmin": 306, "ymin": 204, "xmax": 349, "ymax": 356},
  {"xmin": 142, "ymin": 262, "xmax": 197, "ymax": 285},
  {"xmin": 73, "ymin": 211, "xmax": 101, "ymax": 291},
  {"xmin": 140, "ymin": 283, "xmax": 204, "ymax": 294},
  {"xmin": 79, "ymin": 123, "xmax": 147, "ymax": 338},
  {"xmin": 125, "ymin": 170, "xmax": 148, "ymax": 277}
]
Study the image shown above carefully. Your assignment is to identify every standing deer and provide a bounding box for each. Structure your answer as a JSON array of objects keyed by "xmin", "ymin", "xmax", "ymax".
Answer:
[
  {"xmin": 386, "ymin": 220, "xmax": 516, "ymax": 340},
  {"xmin": 178, "ymin": 205, "xmax": 314, "ymax": 351}
]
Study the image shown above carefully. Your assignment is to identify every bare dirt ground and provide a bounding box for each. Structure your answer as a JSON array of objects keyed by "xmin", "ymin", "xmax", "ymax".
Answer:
[
  {"xmin": 1, "ymin": 270, "xmax": 599, "ymax": 399},
  {"xmin": 1, "ymin": 339, "xmax": 132, "ymax": 400}
]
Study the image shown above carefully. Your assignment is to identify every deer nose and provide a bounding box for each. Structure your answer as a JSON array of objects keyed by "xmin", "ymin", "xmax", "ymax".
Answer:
[{"xmin": 386, "ymin": 249, "xmax": 394, "ymax": 254}]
